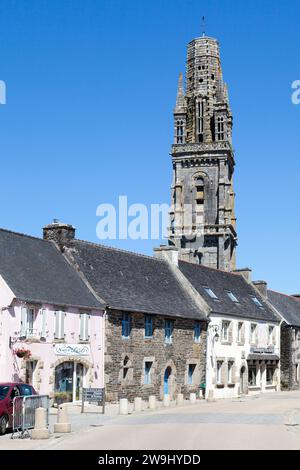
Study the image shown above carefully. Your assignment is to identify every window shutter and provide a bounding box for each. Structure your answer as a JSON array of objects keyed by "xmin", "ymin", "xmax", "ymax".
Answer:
[
  {"xmin": 86, "ymin": 315, "xmax": 90, "ymax": 340},
  {"xmin": 272, "ymin": 327, "xmax": 276, "ymax": 345},
  {"xmin": 20, "ymin": 307, "xmax": 27, "ymax": 337},
  {"xmin": 60, "ymin": 312, "xmax": 65, "ymax": 339},
  {"xmin": 41, "ymin": 309, "xmax": 46, "ymax": 338},
  {"xmin": 79, "ymin": 314, "xmax": 84, "ymax": 340},
  {"xmin": 228, "ymin": 322, "xmax": 233, "ymax": 343},
  {"xmin": 241, "ymin": 323, "xmax": 245, "ymax": 345},
  {"xmin": 54, "ymin": 311, "xmax": 60, "ymax": 339}
]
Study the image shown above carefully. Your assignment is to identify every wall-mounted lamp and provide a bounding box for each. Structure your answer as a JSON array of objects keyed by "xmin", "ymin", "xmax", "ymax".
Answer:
[{"xmin": 208, "ymin": 324, "xmax": 219, "ymax": 342}]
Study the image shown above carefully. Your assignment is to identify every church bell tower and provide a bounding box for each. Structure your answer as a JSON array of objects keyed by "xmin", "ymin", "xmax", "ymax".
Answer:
[{"xmin": 168, "ymin": 34, "xmax": 237, "ymax": 271}]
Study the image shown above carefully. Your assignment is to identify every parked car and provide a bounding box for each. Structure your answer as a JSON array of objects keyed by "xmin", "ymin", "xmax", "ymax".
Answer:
[{"xmin": 0, "ymin": 383, "xmax": 37, "ymax": 435}]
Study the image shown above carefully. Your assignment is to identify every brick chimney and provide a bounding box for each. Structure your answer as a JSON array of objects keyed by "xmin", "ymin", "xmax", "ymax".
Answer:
[
  {"xmin": 43, "ymin": 220, "xmax": 75, "ymax": 250},
  {"xmin": 253, "ymin": 280, "xmax": 268, "ymax": 299}
]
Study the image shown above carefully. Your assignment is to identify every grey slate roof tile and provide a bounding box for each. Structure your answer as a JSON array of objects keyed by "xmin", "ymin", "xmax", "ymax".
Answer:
[
  {"xmin": 179, "ymin": 260, "xmax": 279, "ymax": 322},
  {"xmin": 65, "ymin": 240, "xmax": 207, "ymax": 320},
  {"xmin": 267, "ymin": 290, "xmax": 300, "ymax": 327},
  {"xmin": 0, "ymin": 229, "xmax": 103, "ymax": 309}
]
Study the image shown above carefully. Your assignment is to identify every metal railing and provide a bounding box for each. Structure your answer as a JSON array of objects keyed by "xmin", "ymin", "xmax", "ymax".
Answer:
[{"xmin": 12, "ymin": 395, "xmax": 50, "ymax": 439}]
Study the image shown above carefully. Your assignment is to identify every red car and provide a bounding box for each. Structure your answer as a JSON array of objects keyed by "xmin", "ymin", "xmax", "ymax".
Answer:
[{"xmin": 0, "ymin": 383, "xmax": 37, "ymax": 435}]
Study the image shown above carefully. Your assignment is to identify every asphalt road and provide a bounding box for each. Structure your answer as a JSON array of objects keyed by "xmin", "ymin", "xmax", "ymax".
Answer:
[{"xmin": 2, "ymin": 391, "xmax": 300, "ymax": 450}]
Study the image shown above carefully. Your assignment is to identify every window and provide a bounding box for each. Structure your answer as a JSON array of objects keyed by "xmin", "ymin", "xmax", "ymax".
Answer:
[
  {"xmin": 248, "ymin": 365, "xmax": 257, "ymax": 386},
  {"xmin": 237, "ymin": 322, "xmax": 243, "ymax": 343},
  {"xmin": 176, "ymin": 119, "xmax": 184, "ymax": 144},
  {"xmin": 195, "ymin": 178, "xmax": 204, "ymax": 206},
  {"xmin": 27, "ymin": 308, "xmax": 35, "ymax": 336},
  {"xmin": 266, "ymin": 365, "xmax": 275, "ymax": 385},
  {"xmin": 165, "ymin": 320, "xmax": 174, "ymax": 344},
  {"xmin": 221, "ymin": 321, "xmax": 230, "ymax": 342},
  {"xmin": 123, "ymin": 356, "xmax": 130, "ymax": 379},
  {"xmin": 217, "ymin": 116, "xmax": 225, "ymax": 141},
  {"xmin": 226, "ymin": 291, "xmax": 239, "ymax": 303},
  {"xmin": 144, "ymin": 361, "xmax": 153, "ymax": 385},
  {"xmin": 188, "ymin": 364, "xmax": 196, "ymax": 385},
  {"xmin": 268, "ymin": 325, "xmax": 274, "ymax": 345},
  {"xmin": 216, "ymin": 361, "xmax": 222, "ymax": 384},
  {"xmin": 20, "ymin": 307, "xmax": 36, "ymax": 338},
  {"xmin": 228, "ymin": 361, "xmax": 234, "ymax": 383},
  {"xmin": 203, "ymin": 286, "xmax": 218, "ymax": 300},
  {"xmin": 122, "ymin": 312, "xmax": 131, "ymax": 338},
  {"xmin": 250, "ymin": 323, "xmax": 257, "ymax": 344},
  {"xmin": 251, "ymin": 296, "xmax": 263, "ymax": 308},
  {"xmin": 55, "ymin": 311, "xmax": 65, "ymax": 340},
  {"xmin": 194, "ymin": 322, "xmax": 201, "ymax": 343},
  {"xmin": 197, "ymin": 100, "xmax": 204, "ymax": 142},
  {"xmin": 80, "ymin": 313, "xmax": 90, "ymax": 341},
  {"xmin": 296, "ymin": 364, "xmax": 299, "ymax": 383},
  {"xmin": 145, "ymin": 315, "xmax": 153, "ymax": 338}
]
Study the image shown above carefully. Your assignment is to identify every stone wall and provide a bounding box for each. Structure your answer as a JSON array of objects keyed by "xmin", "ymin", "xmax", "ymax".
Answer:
[
  {"xmin": 281, "ymin": 324, "xmax": 300, "ymax": 390},
  {"xmin": 105, "ymin": 310, "xmax": 207, "ymax": 402}
]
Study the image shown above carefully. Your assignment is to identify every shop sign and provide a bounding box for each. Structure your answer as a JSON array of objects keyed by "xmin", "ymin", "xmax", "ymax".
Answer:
[{"xmin": 55, "ymin": 343, "xmax": 90, "ymax": 356}]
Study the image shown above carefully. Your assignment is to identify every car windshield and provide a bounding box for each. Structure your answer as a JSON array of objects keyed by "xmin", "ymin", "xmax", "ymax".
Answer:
[{"xmin": 0, "ymin": 385, "xmax": 10, "ymax": 400}]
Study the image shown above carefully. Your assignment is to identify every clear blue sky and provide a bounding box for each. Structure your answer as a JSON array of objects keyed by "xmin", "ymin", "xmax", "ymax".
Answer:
[{"xmin": 0, "ymin": 0, "xmax": 299, "ymax": 293}]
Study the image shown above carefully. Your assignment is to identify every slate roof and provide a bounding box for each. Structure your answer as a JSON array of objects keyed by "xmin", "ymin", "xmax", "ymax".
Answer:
[
  {"xmin": 178, "ymin": 261, "xmax": 279, "ymax": 322},
  {"xmin": 64, "ymin": 240, "xmax": 207, "ymax": 320},
  {"xmin": 267, "ymin": 290, "xmax": 300, "ymax": 327},
  {"xmin": 0, "ymin": 229, "xmax": 103, "ymax": 309}
]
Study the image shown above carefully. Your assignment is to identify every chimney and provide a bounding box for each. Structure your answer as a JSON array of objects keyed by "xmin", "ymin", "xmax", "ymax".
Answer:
[
  {"xmin": 153, "ymin": 245, "xmax": 178, "ymax": 266},
  {"xmin": 233, "ymin": 268, "xmax": 252, "ymax": 282},
  {"xmin": 43, "ymin": 220, "xmax": 75, "ymax": 250},
  {"xmin": 253, "ymin": 280, "xmax": 268, "ymax": 299}
]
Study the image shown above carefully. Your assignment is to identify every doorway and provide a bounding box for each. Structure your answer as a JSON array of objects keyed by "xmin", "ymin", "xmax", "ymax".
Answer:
[
  {"xmin": 55, "ymin": 361, "xmax": 86, "ymax": 402},
  {"xmin": 164, "ymin": 366, "xmax": 172, "ymax": 395},
  {"xmin": 25, "ymin": 360, "xmax": 38, "ymax": 389}
]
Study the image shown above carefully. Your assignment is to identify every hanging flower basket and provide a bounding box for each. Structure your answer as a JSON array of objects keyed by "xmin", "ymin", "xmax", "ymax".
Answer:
[{"xmin": 14, "ymin": 348, "xmax": 32, "ymax": 359}]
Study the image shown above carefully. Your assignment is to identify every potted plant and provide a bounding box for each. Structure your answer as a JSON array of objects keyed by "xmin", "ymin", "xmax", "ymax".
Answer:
[
  {"xmin": 54, "ymin": 391, "xmax": 70, "ymax": 405},
  {"xmin": 14, "ymin": 347, "xmax": 32, "ymax": 359}
]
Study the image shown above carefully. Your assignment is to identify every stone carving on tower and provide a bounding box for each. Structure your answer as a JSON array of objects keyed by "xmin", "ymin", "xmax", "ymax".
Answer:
[{"xmin": 168, "ymin": 34, "xmax": 237, "ymax": 271}]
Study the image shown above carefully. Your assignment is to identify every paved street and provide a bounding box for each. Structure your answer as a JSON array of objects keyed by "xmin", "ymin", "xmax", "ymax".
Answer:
[{"xmin": 1, "ymin": 391, "xmax": 300, "ymax": 450}]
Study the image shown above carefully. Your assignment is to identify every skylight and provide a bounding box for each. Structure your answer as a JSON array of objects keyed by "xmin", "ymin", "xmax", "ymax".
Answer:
[
  {"xmin": 251, "ymin": 296, "xmax": 263, "ymax": 308},
  {"xmin": 203, "ymin": 286, "xmax": 218, "ymax": 300},
  {"xmin": 226, "ymin": 291, "xmax": 239, "ymax": 303}
]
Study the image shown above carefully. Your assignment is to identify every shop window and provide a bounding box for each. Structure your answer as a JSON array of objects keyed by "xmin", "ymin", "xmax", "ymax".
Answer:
[
  {"xmin": 266, "ymin": 365, "xmax": 275, "ymax": 385},
  {"xmin": 248, "ymin": 365, "xmax": 257, "ymax": 386}
]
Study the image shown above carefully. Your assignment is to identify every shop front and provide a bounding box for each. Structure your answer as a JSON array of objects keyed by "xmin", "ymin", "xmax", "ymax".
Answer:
[{"xmin": 247, "ymin": 347, "xmax": 280, "ymax": 394}]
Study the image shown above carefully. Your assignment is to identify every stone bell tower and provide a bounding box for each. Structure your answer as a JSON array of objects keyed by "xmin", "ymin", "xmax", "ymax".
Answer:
[{"xmin": 168, "ymin": 34, "xmax": 237, "ymax": 271}]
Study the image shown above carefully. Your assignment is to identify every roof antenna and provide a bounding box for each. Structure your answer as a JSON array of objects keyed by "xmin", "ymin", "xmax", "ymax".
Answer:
[{"xmin": 201, "ymin": 16, "xmax": 206, "ymax": 37}]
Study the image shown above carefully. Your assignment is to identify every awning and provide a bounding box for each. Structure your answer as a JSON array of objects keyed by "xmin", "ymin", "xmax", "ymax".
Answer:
[{"xmin": 247, "ymin": 354, "xmax": 279, "ymax": 361}]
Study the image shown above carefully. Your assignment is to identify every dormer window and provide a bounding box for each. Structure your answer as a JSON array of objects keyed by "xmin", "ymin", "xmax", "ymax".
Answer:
[
  {"xmin": 226, "ymin": 291, "xmax": 239, "ymax": 303},
  {"xmin": 203, "ymin": 286, "xmax": 218, "ymax": 300},
  {"xmin": 251, "ymin": 296, "xmax": 263, "ymax": 308}
]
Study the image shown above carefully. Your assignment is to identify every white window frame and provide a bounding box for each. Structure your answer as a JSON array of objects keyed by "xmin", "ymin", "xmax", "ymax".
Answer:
[
  {"xmin": 228, "ymin": 361, "xmax": 233, "ymax": 383},
  {"xmin": 250, "ymin": 323, "xmax": 257, "ymax": 344},
  {"xmin": 237, "ymin": 322, "xmax": 243, "ymax": 343},
  {"xmin": 222, "ymin": 321, "xmax": 230, "ymax": 342}
]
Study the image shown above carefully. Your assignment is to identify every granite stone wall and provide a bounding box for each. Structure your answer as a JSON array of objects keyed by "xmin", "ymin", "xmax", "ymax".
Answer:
[{"xmin": 104, "ymin": 309, "xmax": 207, "ymax": 403}]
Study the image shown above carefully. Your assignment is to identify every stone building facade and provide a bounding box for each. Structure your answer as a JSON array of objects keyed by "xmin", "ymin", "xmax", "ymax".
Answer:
[
  {"xmin": 268, "ymin": 290, "xmax": 300, "ymax": 389},
  {"xmin": 168, "ymin": 35, "xmax": 237, "ymax": 271},
  {"xmin": 105, "ymin": 310, "xmax": 207, "ymax": 402}
]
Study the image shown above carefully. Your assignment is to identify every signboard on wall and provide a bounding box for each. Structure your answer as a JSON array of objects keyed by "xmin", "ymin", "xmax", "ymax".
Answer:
[{"xmin": 55, "ymin": 344, "xmax": 90, "ymax": 356}]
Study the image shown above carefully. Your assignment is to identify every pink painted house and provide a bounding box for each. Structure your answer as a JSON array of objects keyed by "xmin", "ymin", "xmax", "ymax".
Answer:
[{"xmin": 0, "ymin": 228, "xmax": 105, "ymax": 402}]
